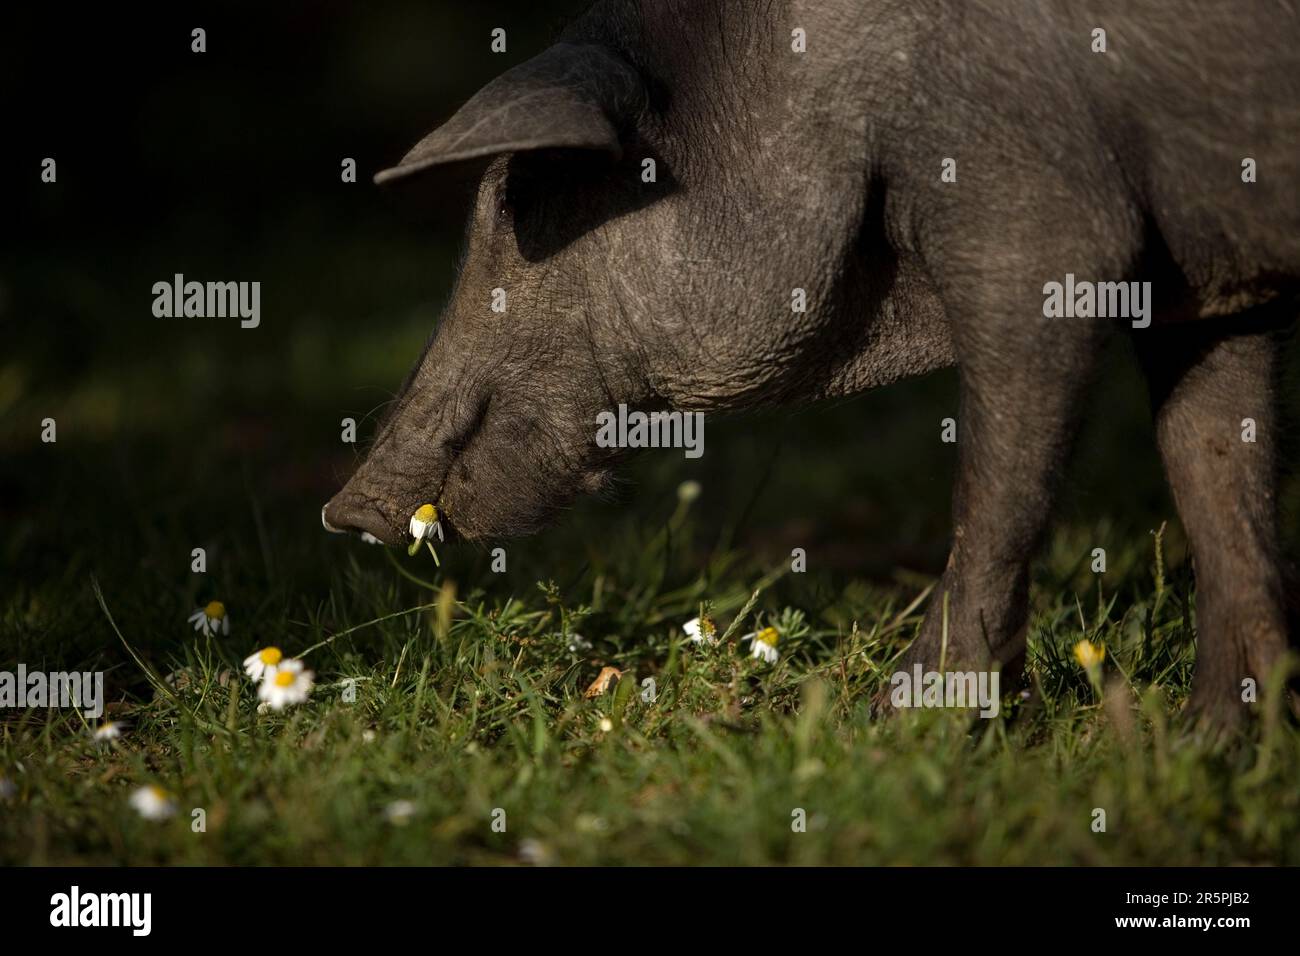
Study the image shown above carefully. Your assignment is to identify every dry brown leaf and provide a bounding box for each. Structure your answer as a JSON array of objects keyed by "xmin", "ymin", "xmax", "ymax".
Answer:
[{"xmin": 583, "ymin": 666, "xmax": 623, "ymax": 699}]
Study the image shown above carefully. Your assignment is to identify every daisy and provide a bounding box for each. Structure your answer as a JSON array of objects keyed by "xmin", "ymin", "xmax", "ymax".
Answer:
[
  {"xmin": 568, "ymin": 633, "xmax": 593, "ymax": 654},
  {"xmin": 92, "ymin": 721, "xmax": 124, "ymax": 743},
  {"xmin": 744, "ymin": 626, "xmax": 780, "ymax": 664},
  {"xmin": 384, "ymin": 800, "xmax": 417, "ymax": 825},
  {"xmin": 409, "ymin": 503, "xmax": 443, "ymax": 542},
  {"xmin": 129, "ymin": 784, "xmax": 176, "ymax": 821},
  {"xmin": 683, "ymin": 615, "xmax": 717, "ymax": 644},
  {"xmin": 188, "ymin": 600, "xmax": 230, "ymax": 637},
  {"xmin": 242, "ymin": 646, "xmax": 283, "ymax": 682},
  {"xmin": 407, "ymin": 503, "xmax": 444, "ymax": 561},
  {"xmin": 359, "ymin": 531, "xmax": 383, "ymax": 545},
  {"xmin": 518, "ymin": 838, "xmax": 552, "ymax": 866},
  {"xmin": 257, "ymin": 659, "xmax": 315, "ymax": 710}
]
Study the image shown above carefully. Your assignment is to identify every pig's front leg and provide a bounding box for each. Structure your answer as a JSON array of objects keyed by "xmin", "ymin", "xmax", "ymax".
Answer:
[{"xmin": 886, "ymin": 253, "xmax": 1115, "ymax": 701}]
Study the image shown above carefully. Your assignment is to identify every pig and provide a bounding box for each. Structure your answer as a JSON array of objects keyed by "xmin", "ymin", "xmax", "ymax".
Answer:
[{"xmin": 324, "ymin": 0, "xmax": 1300, "ymax": 729}]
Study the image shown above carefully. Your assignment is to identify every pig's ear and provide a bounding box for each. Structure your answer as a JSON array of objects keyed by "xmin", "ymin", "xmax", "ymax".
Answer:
[{"xmin": 375, "ymin": 43, "xmax": 644, "ymax": 185}]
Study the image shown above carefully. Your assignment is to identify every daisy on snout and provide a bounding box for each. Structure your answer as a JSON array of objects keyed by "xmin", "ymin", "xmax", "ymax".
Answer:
[
  {"xmin": 130, "ymin": 785, "xmax": 176, "ymax": 821},
  {"xmin": 243, "ymin": 646, "xmax": 283, "ymax": 682},
  {"xmin": 258, "ymin": 659, "xmax": 315, "ymax": 710},
  {"xmin": 743, "ymin": 627, "xmax": 780, "ymax": 664},
  {"xmin": 408, "ymin": 503, "xmax": 444, "ymax": 562},
  {"xmin": 188, "ymin": 600, "xmax": 230, "ymax": 637}
]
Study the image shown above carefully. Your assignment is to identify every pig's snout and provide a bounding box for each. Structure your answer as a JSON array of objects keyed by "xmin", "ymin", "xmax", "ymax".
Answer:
[
  {"xmin": 322, "ymin": 379, "xmax": 496, "ymax": 545},
  {"xmin": 320, "ymin": 505, "xmax": 345, "ymax": 534},
  {"xmin": 321, "ymin": 487, "xmax": 407, "ymax": 546}
]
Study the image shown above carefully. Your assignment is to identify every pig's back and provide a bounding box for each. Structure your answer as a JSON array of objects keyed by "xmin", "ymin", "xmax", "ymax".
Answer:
[
  {"xmin": 1080, "ymin": 2, "xmax": 1300, "ymax": 313},
  {"xmin": 860, "ymin": 0, "xmax": 1300, "ymax": 315}
]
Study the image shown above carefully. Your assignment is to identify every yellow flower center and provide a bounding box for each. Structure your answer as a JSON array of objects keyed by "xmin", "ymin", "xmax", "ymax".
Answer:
[
  {"xmin": 1073, "ymin": 640, "xmax": 1105, "ymax": 668},
  {"xmin": 148, "ymin": 785, "xmax": 169, "ymax": 800},
  {"xmin": 274, "ymin": 670, "xmax": 296, "ymax": 688},
  {"xmin": 204, "ymin": 601, "xmax": 226, "ymax": 620},
  {"xmin": 259, "ymin": 647, "xmax": 283, "ymax": 666},
  {"xmin": 414, "ymin": 504, "xmax": 437, "ymax": 523},
  {"xmin": 758, "ymin": 627, "xmax": 779, "ymax": 646}
]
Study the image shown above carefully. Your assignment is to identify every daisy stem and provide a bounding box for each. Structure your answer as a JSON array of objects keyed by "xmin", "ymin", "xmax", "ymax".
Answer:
[
  {"xmin": 383, "ymin": 546, "xmax": 439, "ymax": 591},
  {"xmin": 298, "ymin": 601, "xmax": 443, "ymax": 658},
  {"xmin": 426, "ymin": 540, "xmax": 441, "ymax": 567},
  {"xmin": 91, "ymin": 578, "xmax": 233, "ymax": 739}
]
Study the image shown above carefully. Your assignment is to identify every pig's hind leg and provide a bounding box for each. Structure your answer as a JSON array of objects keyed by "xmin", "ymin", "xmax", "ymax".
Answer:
[{"xmin": 1134, "ymin": 314, "xmax": 1295, "ymax": 730}]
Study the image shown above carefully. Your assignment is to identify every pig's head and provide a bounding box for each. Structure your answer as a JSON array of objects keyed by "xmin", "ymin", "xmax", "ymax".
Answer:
[
  {"xmin": 324, "ymin": 8, "xmax": 885, "ymax": 546},
  {"xmin": 324, "ymin": 41, "xmax": 655, "ymax": 544}
]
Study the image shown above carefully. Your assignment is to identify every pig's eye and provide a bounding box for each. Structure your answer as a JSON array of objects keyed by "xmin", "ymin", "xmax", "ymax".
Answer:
[{"xmin": 492, "ymin": 183, "xmax": 517, "ymax": 229}]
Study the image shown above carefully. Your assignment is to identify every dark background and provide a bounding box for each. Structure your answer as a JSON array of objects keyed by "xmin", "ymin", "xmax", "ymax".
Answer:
[{"xmin": 7, "ymin": 1, "xmax": 1289, "ymax": 664}]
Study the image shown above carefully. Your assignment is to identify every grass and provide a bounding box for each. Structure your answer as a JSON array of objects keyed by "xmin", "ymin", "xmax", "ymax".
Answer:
[
  {"xmin": 10, "ymin": 0, "xmax": 1299, "ymax": 868},
  {"xmin": 5, "ymin": 236, "xmax": 1300, "ymax": 865},
  {"xmin": 4, "ymin": 459, "xmax": 1300, "ymax": 865}
]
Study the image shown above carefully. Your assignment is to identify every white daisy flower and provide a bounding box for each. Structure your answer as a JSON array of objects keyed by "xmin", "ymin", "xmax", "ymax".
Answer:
[
  {"xmin": 188, "ymin": 600, "xmax": 230, "ymax": 637},
  {"xmin": 598, "ymin": 717, "xmax": 614, "ymax": 733},
  {"xmin": 518, "ymin": 838, "xmax": 552, "ymax": 866},
  {"xmin": 409, "ymin": 504, "xmax": 443, "ymax": 542},
  {"xmin": 743, "ymin": 627, "xmax": 780, "ymax": 664},
  {"xmin": 242, "ymin": 646, "xmax": 283, "ymax": 682},
  {"xmin": 407, "ymin": 503, "xmax": 444, "ymax": 561},
  {"xmin": 384, "ymin": 799, "xmax": 417, "ymax": 825},
  {"xmin": 683, "ymin": 615, "xmax": 717, "ymax": 644},
  {"xmin": 567, "ymin": 633, "xmax": 592, "ymax": 653},
  {"xmin": 359, "ymin": 531, "xmax": 383, "ymax": 545},
  {"xmin": 129, "ymin": 784, "xmax": 176, "ymax": 821},
  {"xmin": 93, "ymin": 721, "xmax": 123, "ymax": 743},
  {"xmin": 677, "ymin": 480, "xmax": 702, "ymax": 504},
  {"xmin": 257, "ymin": 659, "xmax": 315, "ymax": 710}
]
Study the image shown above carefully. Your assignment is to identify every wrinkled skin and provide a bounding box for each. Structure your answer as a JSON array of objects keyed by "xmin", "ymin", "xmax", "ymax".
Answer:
[{"xmin": 325, "ymin": 0, "xmax": 1300, "ymax": 728}]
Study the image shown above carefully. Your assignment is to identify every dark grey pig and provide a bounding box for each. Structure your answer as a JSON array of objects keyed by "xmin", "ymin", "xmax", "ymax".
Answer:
[{"xmin": 324, "ymin": 0, "xmax": 1300, "ymax": 728}]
